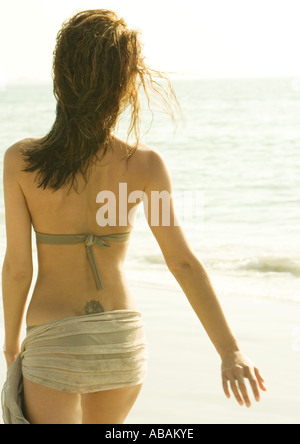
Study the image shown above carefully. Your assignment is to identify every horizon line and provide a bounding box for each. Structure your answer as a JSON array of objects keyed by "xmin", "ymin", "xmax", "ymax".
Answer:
[{"xmin": 2, "ymin": 73, "xmax": 300, "ymax": 88}]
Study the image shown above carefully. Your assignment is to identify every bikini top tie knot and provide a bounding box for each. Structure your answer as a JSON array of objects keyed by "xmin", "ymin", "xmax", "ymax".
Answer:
[
  {"xmin": 84, "ymin": 234, "xmax": 111, "ymax": 249},
  {"xmin": 85, "ymin": 234, "xmax": 96, "ymax": 248}
]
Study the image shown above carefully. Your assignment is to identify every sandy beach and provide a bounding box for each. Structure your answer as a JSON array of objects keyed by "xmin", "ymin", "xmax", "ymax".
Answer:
[{"xmin": 1, "ymin": 281, "xmax": 300, "ymax": 425}]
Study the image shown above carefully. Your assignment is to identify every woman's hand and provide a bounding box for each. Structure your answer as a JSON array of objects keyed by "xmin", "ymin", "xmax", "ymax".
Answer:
[{"xmin": 221, "ymin": 351, "xmax": 267, "ymax": 408}]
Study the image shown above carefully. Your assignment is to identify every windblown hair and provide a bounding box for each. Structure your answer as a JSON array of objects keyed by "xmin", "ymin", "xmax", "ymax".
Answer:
[{"xmin": 21, "ymin": 9, "xmax": 180, "ymax": 192}]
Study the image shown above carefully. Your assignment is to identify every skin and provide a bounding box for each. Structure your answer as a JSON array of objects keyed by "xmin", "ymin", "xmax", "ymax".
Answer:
[{"xmin": 2, "ymin": 135, "xmax": 266, "ymax": 424}]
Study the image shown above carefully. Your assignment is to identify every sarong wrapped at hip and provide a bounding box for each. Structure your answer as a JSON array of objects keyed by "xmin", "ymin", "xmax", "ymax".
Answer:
[{"xmin": 1, "ymin": 310, "xmax": 148, "ymax": 424}]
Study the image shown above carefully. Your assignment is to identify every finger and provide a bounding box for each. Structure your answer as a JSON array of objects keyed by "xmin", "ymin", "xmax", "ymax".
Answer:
[
  {"xmin": 245, "ymin": 368, "xmax": 261, "ymax": 402},
  {"xmin": 234, "ymin": 368, "xmax": 251, "ymax": 408},
  {"xmin": 254, "ymin": 367, "xmax": 267, "ymax": 391},
  {"xmin": 229, "ymin": 377, "xmax": 244, "ymax": 406},
  {"xmin": 222, "ymin": 376, "xmax": 231, "ymax": 399},
  {"xmin": 248, "ymin": 370, "xmax": 260, "ymax": 402},
  {"xmin": 249, "ymin": 378, "xmax": 261, "ymax": 402},
  {"xmin": 243, "ymin": 366, "xmax": 261, "ymax": 401}
]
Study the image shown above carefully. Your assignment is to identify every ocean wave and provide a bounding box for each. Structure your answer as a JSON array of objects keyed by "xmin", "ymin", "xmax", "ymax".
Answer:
[
  {"xmin": 143, "ymin": 253, "xmax": 300, "ymax": 277},
  {"xmin": 237, "ymin": 256, "xmax": 300, "ymax": 276}
]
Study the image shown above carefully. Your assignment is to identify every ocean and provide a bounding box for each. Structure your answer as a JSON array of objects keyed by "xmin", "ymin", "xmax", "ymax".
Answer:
[{"xmin": 0, "ymin": 77, "xmax": 299, "ymax": 307}]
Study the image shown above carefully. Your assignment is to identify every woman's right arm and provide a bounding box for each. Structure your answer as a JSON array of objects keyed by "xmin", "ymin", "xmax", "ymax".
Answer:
[{"xmin": 142, "ymin": 148, "xmax": 267, "ymax": 407}]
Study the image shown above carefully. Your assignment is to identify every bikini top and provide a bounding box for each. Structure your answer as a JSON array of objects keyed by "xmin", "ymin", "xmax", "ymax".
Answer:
[{"xmin": 34, "ymin": 230, "xmax": 131, "ymax": 291}]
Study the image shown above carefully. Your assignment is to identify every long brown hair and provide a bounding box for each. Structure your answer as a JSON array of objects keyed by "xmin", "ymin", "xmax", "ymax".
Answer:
[{"xmin": 21, "ymin": 9, "xmax": 180, "ymax": 193}]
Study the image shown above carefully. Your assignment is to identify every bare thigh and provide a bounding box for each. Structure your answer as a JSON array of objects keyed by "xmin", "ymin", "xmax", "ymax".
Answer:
[
  {"xmin": 23, "ymin": 377, "xmax": 82, "ymax": 424},
  {"xmin": 81, "ymin": 384, "xmax": 143, "ymax": 424}
]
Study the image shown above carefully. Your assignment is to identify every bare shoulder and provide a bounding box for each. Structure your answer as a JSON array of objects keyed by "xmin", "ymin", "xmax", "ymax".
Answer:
[
  {"xmin": 127, "ymin": 140, "xmax": 167, "ymax": 174},
  {"xmin": 139, "ymin": 142, "xmax": 171, "ymax": 181},
  {"xmin": 113, "ymin": 135, "xmax": 163, "ymax": 164},
  {"xmin": 3, "ymin": 138, "xmax": 39, "ymax": 179},
  {"xmin": 129, "ymin": 141, "xmax": 171, "ymax": 191},
  {"xmin": 4, "ymin": 138, "xmax": 37, "ymax": 159},
  {"xmin": 113, "ymin": 135, "xmax": 169, "ymax": 186},
  {"xmin": 134, "ymin": 141, "xmax": 164, "ymax": 163}
]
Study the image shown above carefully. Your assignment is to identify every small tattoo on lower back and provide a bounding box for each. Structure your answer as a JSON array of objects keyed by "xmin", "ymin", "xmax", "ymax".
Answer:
[{"xmin": 84, "ymin": 300, "xmax": 105, "ymax": 315}]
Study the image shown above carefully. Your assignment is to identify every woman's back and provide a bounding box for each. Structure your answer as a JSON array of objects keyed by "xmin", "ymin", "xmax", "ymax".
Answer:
[{"xmin": 18, "ymin": 136, "xmax": 151, "ymax": 327}]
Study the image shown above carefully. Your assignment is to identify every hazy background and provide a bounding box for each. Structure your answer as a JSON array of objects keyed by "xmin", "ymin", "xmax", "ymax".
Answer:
[{"xmin": 1, "ymin": 0, "xmax": 300, "ymax": 85}]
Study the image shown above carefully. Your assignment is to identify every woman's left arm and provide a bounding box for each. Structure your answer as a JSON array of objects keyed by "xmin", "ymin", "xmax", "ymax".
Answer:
[{"xmin": 2, "ymin": 142, "xmax": 33, "ymax": 368}]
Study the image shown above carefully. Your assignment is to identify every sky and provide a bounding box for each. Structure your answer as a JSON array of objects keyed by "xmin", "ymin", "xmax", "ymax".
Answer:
[{"xmin": 0, "ymin": 0, "xmax": 300, "ymax": 85}]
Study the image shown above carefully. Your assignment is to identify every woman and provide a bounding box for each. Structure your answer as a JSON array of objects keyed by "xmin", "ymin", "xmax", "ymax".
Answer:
[{"xmin": 1, "ymin": 9, "xmax": 266, "ymax": 424}]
